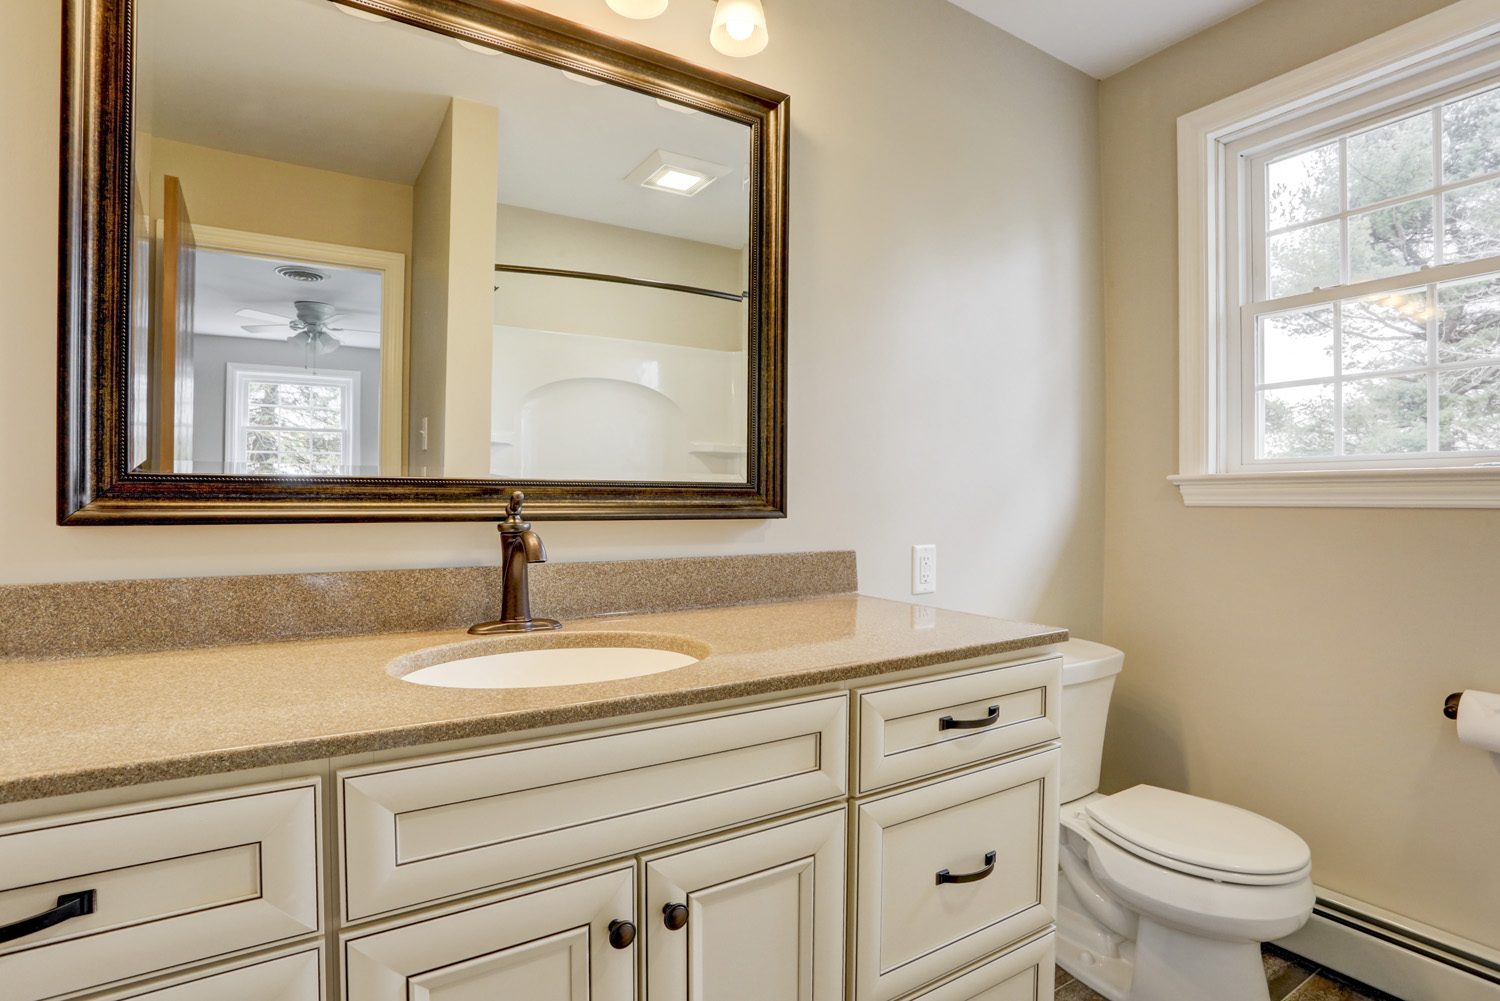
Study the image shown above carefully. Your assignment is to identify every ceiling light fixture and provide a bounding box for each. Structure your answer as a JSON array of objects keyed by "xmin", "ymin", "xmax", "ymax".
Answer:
[
  {"xmin": 603, "ymin": 0, "xmax": 769, "ymax": 57},
  {"xmin": 626, "ymin": 149, "xmax": 733, "ymax": 197}
]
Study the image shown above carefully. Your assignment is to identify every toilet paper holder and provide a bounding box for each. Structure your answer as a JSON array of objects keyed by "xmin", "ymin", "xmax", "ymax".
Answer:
[{"xmin": 1444, "ymin": 692, "xmax": 1463, "ymax": 719}]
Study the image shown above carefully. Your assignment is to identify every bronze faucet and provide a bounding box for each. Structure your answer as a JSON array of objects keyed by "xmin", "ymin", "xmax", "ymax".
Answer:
[{"xmin": 469, "ymin": 492, "xmax": 561, "ymax": 634}]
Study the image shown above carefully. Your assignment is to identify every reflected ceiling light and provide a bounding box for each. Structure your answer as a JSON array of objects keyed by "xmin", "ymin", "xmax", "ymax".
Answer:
[
  {"xmin": 329, "ymin": 3, "xmax": 389, "ymax": 22},
  {"xmin": 602, "ymin": 0, "xmax": 769, "ymax": 57},
  {"xmin": 562, "ymin": 70, "xmax": 607, "ymax": 87},
  {"xmin": 457, "ymin": 39, "xmax": 501, "ymax": 55},
  {"xmin": 626, "ymin": 149, "xmax": 732, "ymax": 197},
  {"xmin": 709, "ymin": 0, "xmax": 767, "ymax": 56},
  {"xmin": 606, "ymin": 0, "xmax": 669, "ymax": 18},
  {"xmin": 656, "ymin": 98, "xmax": 699, "ymax": 114}
]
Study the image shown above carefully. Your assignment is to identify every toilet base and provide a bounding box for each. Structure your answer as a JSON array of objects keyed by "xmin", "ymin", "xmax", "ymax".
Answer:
[
  {"xmin": 1131, "ymin": 917, "xmax": 1270, "ymax": 1001},
  {"xmin": 1058, "ymin": 906, "xmax": 1272, "ymax": 1001}
]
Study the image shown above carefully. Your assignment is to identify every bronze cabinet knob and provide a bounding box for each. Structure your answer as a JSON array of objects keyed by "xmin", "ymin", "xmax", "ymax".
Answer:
[
  {"xmin": 662, "ymin": 902, "xmax": 689, "ymax": 931},
  {"xmin": 607, "ymin": 919, "xmax": 636, "ymax": 949}
]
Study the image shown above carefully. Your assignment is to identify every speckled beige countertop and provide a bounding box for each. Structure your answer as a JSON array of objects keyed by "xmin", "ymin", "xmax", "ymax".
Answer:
[{"xmin": 0, "ymin": 594, "xmax": 1065, "ymax": 803}]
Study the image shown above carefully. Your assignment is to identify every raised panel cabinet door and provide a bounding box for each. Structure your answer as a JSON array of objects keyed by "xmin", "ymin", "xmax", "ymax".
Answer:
[
  {"xmin": 854, "ymin": 748, "xmax": 1059, "ymax": 1001},
  {"xmin": 341, "ymin": 864, "xmax": 635, "ymax": 1001},
  {"xmin": 643, "ymin": 807, "xmax": 846, "ymax": 1001}
]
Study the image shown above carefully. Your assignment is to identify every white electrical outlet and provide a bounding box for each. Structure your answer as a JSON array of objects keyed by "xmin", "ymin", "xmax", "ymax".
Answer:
[{"xmin": 911, "ymin": 544, "xmax": 937, "ymax": 594}]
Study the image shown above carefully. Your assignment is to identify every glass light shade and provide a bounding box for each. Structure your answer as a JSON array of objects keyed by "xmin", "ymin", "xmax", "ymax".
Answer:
[
  {"xmin": 709, "ymin": 0, "xmax": 767, "ymax": 56},
  {"xmin": 605, "ymin": 0, "xmax": 669, "ymax": 18}
]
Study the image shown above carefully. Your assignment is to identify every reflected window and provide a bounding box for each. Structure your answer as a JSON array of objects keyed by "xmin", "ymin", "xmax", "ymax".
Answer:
[{"xmin": 225, "ymin": 364, "xmax": 360, "ymax": 475}]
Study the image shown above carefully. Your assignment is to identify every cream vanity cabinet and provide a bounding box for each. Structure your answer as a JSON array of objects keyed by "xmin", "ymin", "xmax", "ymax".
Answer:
[
  {"xmin": 0, "ymin": 781, "xmax": 323, "ymax": 1001},
  {"xmin": 0, "ymin": 650, "xmax": 1062, "ymax": 1001}
]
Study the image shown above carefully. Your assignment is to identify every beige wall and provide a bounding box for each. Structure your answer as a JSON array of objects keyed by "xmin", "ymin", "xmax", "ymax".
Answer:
[
  {"xmin": 145, "ymin": 138, "xmax": 412, "ymax": 255},
  {"xmin": 1100, "ymin": 0, "xmax": 1500, "ymax": 948},
  {"xmin": 408, "ymin": 99, "xmax": 500, "ymax": 477},
  {"xmin": 495, "ymin": 204, "xmax": 743, "ymax": 352},
  {"xmin": 2, "ymin": 0, "xmax": 1103, "ymax": 641}
]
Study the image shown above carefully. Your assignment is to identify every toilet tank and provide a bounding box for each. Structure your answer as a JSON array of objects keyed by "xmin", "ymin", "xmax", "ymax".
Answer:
[{"xmin": 1055, "ymin": 638, "xmax": 1125, "ymax": 804}]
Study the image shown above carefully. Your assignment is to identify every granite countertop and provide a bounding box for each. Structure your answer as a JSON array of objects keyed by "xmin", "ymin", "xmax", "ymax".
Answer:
[{"xmin": 0, "ymin": 593, "xmax": 1066, "ymax": 803}]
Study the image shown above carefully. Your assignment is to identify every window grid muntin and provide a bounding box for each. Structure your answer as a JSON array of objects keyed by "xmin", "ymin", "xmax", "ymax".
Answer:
[
  {"xmin": 1239, "ymin": 79, "xmax": 1500, "ymax": 469},
  {"xmin": 243, "ymin": 381, "xmax": 350, "ymax": 475},
  {"xmin": 225, "ymin": 364, "xmax": 359, "ymax": 476},
  {"xmin": 1257, "ymin": 81, "xmax": 1500, "ymax": 302},
  {"xmin": 1248, "ymin": 282, "xmax": 1500, "ymax": 462}
]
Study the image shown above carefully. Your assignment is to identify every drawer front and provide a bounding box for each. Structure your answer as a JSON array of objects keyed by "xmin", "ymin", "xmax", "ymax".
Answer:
[
  {"xmin": 342, "ymin": 864, "xmax": 635, "ymax": 1001},
  {"xmin": 340, "ymin": 693, "xmax": 848, "ymax": 920},
  {"xmin": 856, "ymin": 657, "xmax": 1059, "ymax": 793},
  {"xmin": 854, "ymin": 748, "xmax": 1059, "ymax": 1001},
  {"xmin": 895, "ymin": 932, "xmax": 1055, "ymax": 1001},
  {"xmin": 88, "ymin": 946, "xmax": 323, "ymax": 1001},
  {"xmin": 0, "ymin": 780, "xmax": 321, "ymax": 1001}
]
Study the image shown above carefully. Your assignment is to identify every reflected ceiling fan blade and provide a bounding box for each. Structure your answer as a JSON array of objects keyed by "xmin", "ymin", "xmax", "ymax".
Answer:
[
  {"xmin": 241, "ymin": 324, "xmax": 293, "ymax": 333},
  {"xmin": 327, "ymin": 326, "xmax": 380, "ymax": 335},
  {"xmin": 236, "ymin": 308, "xmax": 294, "ymax": 323}
]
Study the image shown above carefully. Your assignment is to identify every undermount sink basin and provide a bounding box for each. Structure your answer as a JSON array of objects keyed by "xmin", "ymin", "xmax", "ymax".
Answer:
[{"xmin": 393, "ymin": 632, "xmax": 709, "ymax": 689}]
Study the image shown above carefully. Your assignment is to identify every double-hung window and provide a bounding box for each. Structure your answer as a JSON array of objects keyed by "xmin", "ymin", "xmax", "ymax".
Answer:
[
  {"xmin": 225, "ymin": 364, "xmax": 360, "ymax": 476},
  {"xmin": 1177, "ymin": 0, "xmax": 1500, "ymax": 506}
]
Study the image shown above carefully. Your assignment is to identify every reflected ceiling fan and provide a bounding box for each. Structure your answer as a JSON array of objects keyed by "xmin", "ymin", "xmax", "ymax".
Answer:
[{"xmin": 236, "ymin": 300, "xmax": 376, "ymax": 356}]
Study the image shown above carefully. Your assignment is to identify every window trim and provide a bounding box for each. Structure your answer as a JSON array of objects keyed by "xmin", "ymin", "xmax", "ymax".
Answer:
[
  {"xmin": 1176, "ymin": 0, "xmax": 1500, "ymax": 507},
  {"xmin": 224, "ymin": 363, "xmax": 361, "ymax": 476}
]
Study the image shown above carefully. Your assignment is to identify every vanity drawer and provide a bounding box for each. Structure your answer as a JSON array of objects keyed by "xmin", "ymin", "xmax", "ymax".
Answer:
[
  {"xmin": 855, "ymin": 657, "xmax": 1059, "ymax": 793},
  {"xmin": 853, "ymin": 748, "xmax": 1059, "ymax": 1001},
  {"xmin": 0, "ymin": 779, "xmax": 321, "ymax": 1001},
  {"xmin": 88, "ymin": 946, "xmax": 322, "ymax": 1001},
  {"xmin": 339, "ymin": 693, "xmax": 848, "ymax": 921},
  {"xmin": 894, "ymin": 932, "xmax": 1055, "ymax": 1001}
]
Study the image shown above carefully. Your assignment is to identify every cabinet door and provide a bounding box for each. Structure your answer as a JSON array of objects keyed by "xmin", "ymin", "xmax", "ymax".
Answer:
[
  {"xmin": 342, "ymin": 864, "xmax": 635, "ymax": 1001},
  {"xmin": 644, "ymin": 808, "xmax": 845, "ymax": 1001}
]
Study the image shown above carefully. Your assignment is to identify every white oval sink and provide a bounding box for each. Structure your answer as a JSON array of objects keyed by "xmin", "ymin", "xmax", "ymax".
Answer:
[{"xmin": 395, "ymin": 634, "xmax": 707, "ymax": 689}]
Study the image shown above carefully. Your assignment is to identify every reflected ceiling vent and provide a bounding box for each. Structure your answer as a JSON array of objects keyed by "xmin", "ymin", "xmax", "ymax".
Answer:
[
  {"xmin": 275, "ymin": 265, "xmax": 328, "ymax": 284},
  {"xmin": 626, "ymin": 149, "xmax": 733, "ymax": 197}
]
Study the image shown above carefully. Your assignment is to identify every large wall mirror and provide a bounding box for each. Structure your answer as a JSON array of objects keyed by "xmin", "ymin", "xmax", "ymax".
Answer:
[{"xmin": 59, "ymin": 0, "xmax": 787, "ymax": 523}]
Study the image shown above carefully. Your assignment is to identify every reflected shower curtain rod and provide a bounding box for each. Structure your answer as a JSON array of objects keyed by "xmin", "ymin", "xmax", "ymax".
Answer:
[{"xmin": 494, "ymin": 263, "xmax": 747, "ymax": 302}]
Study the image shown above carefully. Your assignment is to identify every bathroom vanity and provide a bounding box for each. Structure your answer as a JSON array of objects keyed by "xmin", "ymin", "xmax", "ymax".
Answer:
[{"xmin": 0, "ymin": 567, "xmax": 1066, "ymax": 1001}]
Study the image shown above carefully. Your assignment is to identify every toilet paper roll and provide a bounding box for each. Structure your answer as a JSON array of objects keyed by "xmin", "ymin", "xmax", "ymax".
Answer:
[{"xmin": 1456, "ymin": 690, "xmax": 1500, "ymax": 753}]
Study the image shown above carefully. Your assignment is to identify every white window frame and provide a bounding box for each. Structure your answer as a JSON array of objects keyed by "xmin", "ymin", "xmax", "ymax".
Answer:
[
  {"xmin": 224, "ymin": 363, "xmax": 361, "ymax": 476},
  {"xmin": 1174, "ymin": 0, "xmax": 1500, "ymax": 507}
]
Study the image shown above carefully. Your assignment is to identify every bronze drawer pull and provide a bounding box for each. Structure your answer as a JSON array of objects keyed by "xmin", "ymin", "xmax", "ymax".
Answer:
[
  {"xmin": 0, "ymin": 890, "xmax": 95, "ymax": 944},
  {"xmin": 936, "ymin": 852, "xmax": 996, "ymax": 885},
  {"xmin": 938, "ymin": 706, "xmax": 1000, "ymax": 731}
]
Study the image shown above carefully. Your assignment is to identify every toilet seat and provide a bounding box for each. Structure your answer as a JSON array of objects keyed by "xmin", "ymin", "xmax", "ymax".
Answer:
[{"xmin": 1085, "ymin": 785, "xmax": 1311, "ymax": 886}]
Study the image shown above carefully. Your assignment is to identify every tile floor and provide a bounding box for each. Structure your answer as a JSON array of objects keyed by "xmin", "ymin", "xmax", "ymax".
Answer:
[{"xmin": 1053, "ymin": 944, "xmax": 1405, "ymax": 1001}]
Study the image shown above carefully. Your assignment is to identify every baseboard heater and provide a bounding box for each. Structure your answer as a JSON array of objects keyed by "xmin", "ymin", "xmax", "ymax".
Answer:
[{"xmin": 1275, "ymin": 888, "xmax": 1500, "ymax": 1001}]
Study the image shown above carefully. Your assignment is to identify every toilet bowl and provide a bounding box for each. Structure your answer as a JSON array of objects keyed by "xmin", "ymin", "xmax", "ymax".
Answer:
[{"xmin": 1053, "ymin": 640, "xmax": 1314, "ymax": 1001}]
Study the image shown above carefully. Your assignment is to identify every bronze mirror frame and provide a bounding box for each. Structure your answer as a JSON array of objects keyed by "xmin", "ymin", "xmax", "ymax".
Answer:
[{"xmin": 59, "ymin": 0, "xmax": 788, "ymax": 524}]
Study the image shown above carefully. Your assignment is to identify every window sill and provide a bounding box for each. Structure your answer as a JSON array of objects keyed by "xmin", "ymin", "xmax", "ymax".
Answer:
[{"xmin": 1169, "ymin": 467, "xmax": 1500, "ymax": 508}]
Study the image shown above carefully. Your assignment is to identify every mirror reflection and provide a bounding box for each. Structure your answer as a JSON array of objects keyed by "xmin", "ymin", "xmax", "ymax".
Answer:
[{"xmin": 132, "ymin": 0, "xmax": 752, "ymax": 483}]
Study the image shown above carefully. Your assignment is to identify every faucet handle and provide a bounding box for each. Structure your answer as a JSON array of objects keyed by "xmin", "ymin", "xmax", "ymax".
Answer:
[{"xmin": 499, "ymin": 490, "xmax": 530, "ymax": 532}]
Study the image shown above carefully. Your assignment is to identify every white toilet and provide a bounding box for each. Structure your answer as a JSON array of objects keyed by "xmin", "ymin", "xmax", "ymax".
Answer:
[{"xmin": 1054, "ymin": 639, "xmax": 1315, "ymax": 1001}]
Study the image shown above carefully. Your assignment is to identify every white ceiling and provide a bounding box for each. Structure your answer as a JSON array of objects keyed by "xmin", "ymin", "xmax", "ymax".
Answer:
[
  {"xmin": 945, "ymin": 0, "xmax": 1264, "ymax": 79},
  {"xmin": 194, "ymin": 249, "xmax": 384, "ymax": 350},
  {"xmin": 137, "ymin": 0, "xmax": 751, "ymax": 248}
]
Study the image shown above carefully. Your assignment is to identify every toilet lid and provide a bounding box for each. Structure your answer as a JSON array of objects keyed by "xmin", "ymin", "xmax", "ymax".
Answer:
[{"xmin": 1085, "ymin": 785, "xmax": 1311, "ymax": 879}]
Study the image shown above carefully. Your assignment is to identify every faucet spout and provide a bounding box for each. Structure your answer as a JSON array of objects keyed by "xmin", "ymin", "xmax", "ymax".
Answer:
[{"xmin": 468, "ymin": 492, "xmax": 562, "ymax": 635}]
